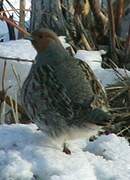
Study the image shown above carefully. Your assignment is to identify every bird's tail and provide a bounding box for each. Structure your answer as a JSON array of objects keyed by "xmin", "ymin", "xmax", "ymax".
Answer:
[{"xmin": 86, "ymin": 108, "xmax": 111, "ymax": 126}]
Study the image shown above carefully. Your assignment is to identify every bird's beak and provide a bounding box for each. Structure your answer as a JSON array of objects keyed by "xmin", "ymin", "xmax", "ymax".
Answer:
[{"xmin": 24, "ymin": 35, "xmax": 34, "ymax": 41}]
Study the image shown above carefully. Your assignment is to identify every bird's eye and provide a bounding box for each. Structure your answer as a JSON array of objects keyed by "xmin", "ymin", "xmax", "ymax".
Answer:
[{"xmin": 39, "ymin": 35, "xmax": 43, "ymax": 39}]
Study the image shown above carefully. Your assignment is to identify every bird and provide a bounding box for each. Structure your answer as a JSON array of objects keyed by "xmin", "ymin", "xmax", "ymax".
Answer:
[{"xmin": 21, "ymin": 28, "xmax": 111, "ymax": 153}]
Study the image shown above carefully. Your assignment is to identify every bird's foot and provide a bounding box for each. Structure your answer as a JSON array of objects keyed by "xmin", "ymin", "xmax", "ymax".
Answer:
[{"xmin": 63, "ymin": 142, "xmax": 71, "ymax": 155}]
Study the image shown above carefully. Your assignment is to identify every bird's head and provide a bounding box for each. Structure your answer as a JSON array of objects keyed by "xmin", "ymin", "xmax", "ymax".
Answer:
[{"xmin": 26, "ymin": 28, "xmax": 61, "ymax": 53}]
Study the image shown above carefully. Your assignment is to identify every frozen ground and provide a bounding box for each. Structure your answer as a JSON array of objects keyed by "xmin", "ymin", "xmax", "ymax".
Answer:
[{"xmin": 0, "ymin": 124, "xmax": 130, "ymax": 180}]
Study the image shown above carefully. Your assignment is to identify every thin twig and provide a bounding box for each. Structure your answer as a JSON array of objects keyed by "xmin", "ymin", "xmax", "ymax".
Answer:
[
  {"xmin": 75, "ymin": 15, "xmax": 92, "ymax": 50},
  {"xmin": 109, "ymin": 87, "xmax": 128, "ymax": 102},
  {"xmin": 11, "ymin": 64, "xmax": 21, "ymax": 89},
  {"xmin": 106, "ymin": 86, "xmax": 124, "ymax": 90},
  {"xmin": 2, "ymin": 61, "xmax": 7, "ymax": 92},
  {"xmin": 0, "ymin": 8, "xmax": 30, "ymax": 15},
  {"xmin": 123, "ymin": 66, "xmax": 129, "ymax": 79},
  {"xmin": 0, "ymin": 101, "xmax": 6, "ymax": 124},
  {"xmin": 9, "ymin": 96, "xmax": 17, "ymax": 123},
  {"xmin": 0, "ymin": 14, "xmax": 30, "ymax": 36},
  {"xmin": 109, "ymin": 106, "xmax": 130, "ymax": 111},
  {"xmin": 102, "ymin": 60, "xmax": 127, "ymax": 85},
  {"xmin": 5, "ymin": 0, "xmax": 20, "ymax": 16},
  {"xmin": 14, "ymin": 92, "xmax": 19, "ymax": 123},
  {"xmin": 0, "ymin": 56, "xmax": 34, "ymax": 63},
  {"xmin": 0, "ymin": 61, "xmax": 7, "ymax": 123},
  {"xmin": 117, "ymin": 126, "xmax": 130, "ymax": 136},
  {"xmin": 4, "ymin": 95, "xmax": 25, "ymax": 114},
  {"xmin": 105, "ymin": 58, "xmax": 127, "ymax": 83}
]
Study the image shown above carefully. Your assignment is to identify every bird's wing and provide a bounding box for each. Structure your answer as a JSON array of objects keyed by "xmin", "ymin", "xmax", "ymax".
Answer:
[
  {"xmin": 31, "ymin": 64, "xmax": 74, "ymax": 120},
  {"xmin": 77, "ymin": 59, "xmax": 108, "ymax": 109}
]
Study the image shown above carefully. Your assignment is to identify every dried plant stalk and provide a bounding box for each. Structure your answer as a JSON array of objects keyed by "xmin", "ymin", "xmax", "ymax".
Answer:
[
  {"xmin": 0, "ymin": 14, "xmax": 30, "ymax": 36},
  {"xmin": 89, "ymin": 0, "xmax": 108, "ymax": 35},
  {"xmin": 107, "ymin": 0, "xmax": 116, "ymax": 51},
  {"xmin": 0, "ymin": 62, "xmax": 7, "ymax": 124},
  {"xmin": 0, "ymin": 101, "xmax": 6, "ymax": 124},
  {"xmin": 0, "ymin": 56, "xmax": 34, "ymax": 63},
  {"xmin": 4, "ymin": 95, "xmax": 25, "ymax": 115},
  {"xmin": 115, "ymin": 0, "xmax": 124, "ymax": 35},
  {"xmin": 9, "ymin": 96, "xmax": 18, "ymax": 123},
  {"xmin": 125, "ymin": 25, "xmax": 130, "ymax": 61}
]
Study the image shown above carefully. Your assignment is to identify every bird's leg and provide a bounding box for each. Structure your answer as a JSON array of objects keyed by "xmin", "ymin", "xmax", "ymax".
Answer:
[{"xmin": 62, "ymin": 142, "xmax": 71, "ymax": 155}]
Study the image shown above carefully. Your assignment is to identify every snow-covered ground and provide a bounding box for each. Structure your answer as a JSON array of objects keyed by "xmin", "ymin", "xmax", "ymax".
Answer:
[{"xmin": 0, "ymin": 124, "xmax": 130, "ymax": 180}]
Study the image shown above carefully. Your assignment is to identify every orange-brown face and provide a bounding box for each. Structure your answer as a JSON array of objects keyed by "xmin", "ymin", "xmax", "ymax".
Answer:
[{"xmin": 30, "ymin": 28, "xmax": 60, "ymax": 53}]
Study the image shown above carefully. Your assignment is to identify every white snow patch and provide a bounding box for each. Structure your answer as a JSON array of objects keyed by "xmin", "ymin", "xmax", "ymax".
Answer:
[
  {"xmin": 75, "ymin": 50, "xmax": 130, "ymax": 86},
  {"xmin": 59, "ymin": 36, "xmax": 70, "ymax": 48},
  {"xmin": 0, "ymin": 124, "xmax": 129, "ymax": 180},
  {"xmin": 0, "ymin": 21, "xmax": 9, "ymax": 41},
  {"xmin": 0, "ymin": 40, "xmax": 35, "ymax": 97},
  {"xmin": 0, "ymin": 39, "xmax": 36, "ymax": 60}
]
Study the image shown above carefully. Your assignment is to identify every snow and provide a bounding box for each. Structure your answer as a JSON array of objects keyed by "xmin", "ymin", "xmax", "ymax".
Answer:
[
  {"xmin": 59, "ymin": 36, "xmax": 71, "ymax": 48},
  {"xmin": 0, "ymin": 39, "xmax": 36, "ymax": 60},
  {"xmin": 0, "ymin": 124, "xmax": 130, "ymax": 180},
  {"xmin": 75, "ymin": 50, "xmax": 130, "ymax": 87},
  {"xmin": 0, "ymin": 21, "xmax": 9, "ymax": 41},
  {"xmin": 0, "ymin": 40, "xmax": 35, "ymax": 97}
]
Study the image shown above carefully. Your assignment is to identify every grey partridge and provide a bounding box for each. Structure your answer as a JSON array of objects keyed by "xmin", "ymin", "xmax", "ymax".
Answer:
[{"xmin": 21, "ymin": 28, "xmax": 110, "ymax": 140}]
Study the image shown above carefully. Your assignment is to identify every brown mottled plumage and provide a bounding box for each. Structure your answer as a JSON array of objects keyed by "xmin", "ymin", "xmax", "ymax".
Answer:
[{"xmin": 21, "ymin": 28, "xmax": 110, "ymax": 139}]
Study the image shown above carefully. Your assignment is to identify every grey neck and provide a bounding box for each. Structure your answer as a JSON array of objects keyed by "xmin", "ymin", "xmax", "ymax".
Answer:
[{"xmin": 35, "ymin": 42, "xmax": 69, "ymax": 65}]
